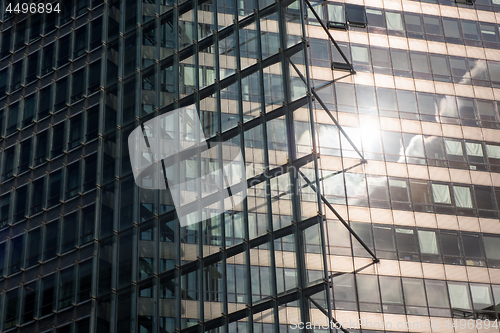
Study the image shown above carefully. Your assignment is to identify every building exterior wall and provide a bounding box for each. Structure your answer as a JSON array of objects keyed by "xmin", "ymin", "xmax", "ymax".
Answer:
[{"xmin": 0, "ymin": 0, "xmax": 499, "ymax": 332}]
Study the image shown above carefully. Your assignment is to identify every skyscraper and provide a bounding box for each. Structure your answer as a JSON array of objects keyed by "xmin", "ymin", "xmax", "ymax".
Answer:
[{"xmin": 0, "ymin": 0, "xmax": 500, "ymax": 332}]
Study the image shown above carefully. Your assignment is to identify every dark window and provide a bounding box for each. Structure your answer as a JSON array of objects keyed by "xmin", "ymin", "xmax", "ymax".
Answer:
[
  {"xmin": 60, "ymin": 0, "xmax": 73, "ymax": 25},
  {"xmin": 26, "ymin": 228, "xmax": 41, "ymax": 267},
  {"xmin": 40, "ymin": 274, "xmax": 55, "ymax": 316},
  {"xmin": 58, "ymin": 267, "xmax": 75, "ymax": 309},
  {"xmin": 66, "ymin": 162, "xmax": 81, "ymax": 198},
  {"xmin": 26, "ymin": 51, "xmax": 39, "ymax": 83},
  {"xmin": 390, "ymin": 49, "xmax": 411, "ymax": 72},
  {"xmin": 10, "ymin": 60, "xmax": 23, "ymax": 91},
  {"xmin": 55, "ymin": 77, "xmax": 68, "ymax": 110},
  {"xmin": 18, "ymin": 138, "xmax": 32, "ymax": 173},
  {"xmin": 440, "ymin": 230, "xmax": 462, "ymax": 265},
  {"xmin": 44, "ymin": 220, "xmax": 59, "ymax": 260},
  {"xmin": 462, "ymin": 233, "xmax": 484, "ymax": 258},
  {"xmin": 86, "ymin": 106, "xmax": 99, "ymax": 140},
  {"xmin": 69, "ymin": 114, "xmax": 83, "ymax": 149},
  {"xmin": 51, "ymin": 122, "xmax": 65, "ymax": 157},
  {"xmin": 396, "ymin": 227, "xmax": 419, "ymax": 261},
  {"xmin": 78, "ymin": 260, "xmax": 93, "ymax": 302},
  {"xmin": 41, "ymin": 43, "xmax": 54, "ymax": 75},
  {"xmin": 62, "ymin": 213, "xmax": 78, "ymax": 253},
  {"xmin": 2, "ymin": 147, "xmax": 15, "ymax": 180},
  {"xmin": 29, "ymin": 15, "xmax": 42, "ymax": 42},
  {"xmin": 0, "ymin": 242, "xmax": 5, "ymax": 276},
  {"xmin": 88, "ymin": 60, "xmax": 101, "ymax": 93},
  {"xmin": 14, "ymin": 20, "xmax": 26, "ymax": 50},
  {"xmin": 48, "ymin": 170, "xmax": 63, "ymax": 206},
  {"xmin": 31, "ymin": 177, "xmax": 45, "ymax": 214},
  {"xmin": 72, "ymin": 68, "xmax": 86, "ymax": 102},
  {"xmin": 0, "ymin": 193, "xmax": 10, "ymax": 227},
  {"xmin": 366, "ymin": 8, "xmax": 385, "ymax": 29},
  {"xmin": 442, "ymin": 18, "xmax": 462, "ymax": 40},
  {"xmin": 35, "ymin": 131, "xmax": 49, "ymax": 165},
  {"xmin": 38, "ymin": 84, "xmax": 52, "ymax": 118},
  {"xmin": 74, "ymin": 26, "xmax": 88, "ymax": 58},
  {"xmin": 22, "ymin": 94, "xmax": 35, "ymax": 127},
  {"xmin": 14, "ymin": 186, "xmax": 28, "ymax": 222},
  {"xmin": 0, "ymin": 68, "xmax": 8, "ymax": 96},
  {"xmin": 480, "ymin": 22, "xmax": 499, "ymax": 43},
  {"xmin": 346, "ymin": 4, "xmax": 366, "ymax": 27},
  {"xmin": 22, "ymin": 282, "xmax": 36, "ymax": 323},
  {"xmin": 462, "ymin": 20, "xmax": 480, "ymax": 40},
  {"xmin": 84, "ymin": 154, "xmax": 97, "ymax": 191},
  {"xmin": 9, "ymin": 235, "xmax": 24, "ymax": 274},
  {"xmin": 81, "ymin": 205, "xmax": 95, "ymax": 244},
  {"xmin": 389, "ymin": 178, "xmax": 411, "ymax": 210},
  {"xmin": 4, "ymin": 289, "xmax": 19, "ymax": 330},
  {"xmin": 76, "ymin": 0, "xmax": 89, "ymax": 16},
  {"xmin": 350, "ymin": 222, "xmax": 373, "ymax": 257},
  {"xmin": 6, "ymin": 102, "xmax": 19, "ymax": 135},
  {"xmin": 405, "ymin": 13, "xmax": 424, "ymax": 38},
  {"xmin": 410, "ymin": 180, "xmax": 433, "ymax": 212},
  {"xmin": 57, "ymin": 35, "xmax": 71, "ymax": 67},
  {"xmin": 1, "ymin": 29, "xmax": 12, "ymax": 58},
  {"xmin": 423, "ymin": 15, "xmax": 443, "ymax": 40},
  {"xmin": 90, "ymin": 17, "xmax": 103, "ymax": 49},
  {"xmin": 373, "ymin": 225, "xmax": 396, "ymax": 259}
]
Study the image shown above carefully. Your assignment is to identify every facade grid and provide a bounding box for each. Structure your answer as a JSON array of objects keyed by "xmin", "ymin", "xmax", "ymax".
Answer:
[{"xmin": 0, "ymin": 0, "xmax": 499, "ymax": 332}]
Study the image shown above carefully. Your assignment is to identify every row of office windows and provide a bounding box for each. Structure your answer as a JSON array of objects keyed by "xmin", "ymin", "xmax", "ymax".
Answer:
[
  {"xmin": 330, "ymin": 273, "xmax": 500, "ymax": 319},
  {"xmin": 314, "ymin": 81, "xmax": 500, "ymax": 128},
  {"xmin": 317, "ymin": 2, "xmax": 500, "ymax": 49},
  {"xmin": 411, "ymin": 0, "xmax": 500, "ymax": 12},
  {"xmin": 1, "ymin": 0, "xmax": 103, "ymax": 42},
  {"xmin": 330, "ymin": 126, "xmax": 500, "ymax": 171},
  {"xmin": 1, "ymin": 261, "xmax": 92, "ymax": 330},
  {"xmin": 321, "ymin": 172, "xmax": 500, "ymax": 218},
  {"xmin": 0, "ymin": 205, "xmax": 95, "ymax": 277},
  {"xmin": 325, "ymin": 221, "xmax": 500, "ymax": 267},
  {"xmin": 0, "ymin": 31, "xmax": 102, "ymax": 97},
  {"xmin": 0, "ymin": 156, "xmax": 97, "ymax": 226}
]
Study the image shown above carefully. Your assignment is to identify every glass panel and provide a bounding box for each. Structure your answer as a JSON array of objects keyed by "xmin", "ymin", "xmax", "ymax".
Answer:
[
  {"xmin": 346, "ymin": 4, "xmax": 366, "ymax": 26},
  {"xmin": 418, "ymin": 230, "xmax": 439, "ymax": 254},
  {"xmin": 470, "ymin": 284, "xmax": 493, "ymax": 310},
  {"xmin": 448, "ymin": 282, "xmax": 472, "ymax": 310},
  {"xmin": 432, "ymin": 184, "xmax": 451, "ymax": 204},
  {"xmin": 379, "ymin": 276, "xmax": 403, "ymax": 304},
  {"xmin": 425, "ymin": 280, "xmax": 449, "ymax": 308},
  {"xmin": 385, "ymin": 12, "xmax": 403, "ymax": 31},
  {"xmin": 483, "ymin": 236, "xmax": 500, "ymax": 259},
  {"xmin": 453, "ymin": 186, "xmax": 473, "ymax": 208},
  {"xmin": 402, "ymin": 278, "xmax": 427, "ymax": 306},
  {"xmin": 58, "ymin": 267, "xmax": 75, "ymax": 309}
]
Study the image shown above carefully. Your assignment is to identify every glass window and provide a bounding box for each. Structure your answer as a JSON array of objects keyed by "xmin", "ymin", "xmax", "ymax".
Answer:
[
  {"xmin": 385, "ymin": 12, "xmax": 404, "ymax": 31},
  {"xmin": 4, "ymin": 288, "xmax": 19, "ymax": 330},
  {"xmin": 476, "ymin": 100, "xmax": 497, "ymax": 122},
  {"xmin": 22, "ymin": 94, "xmax": 35, "ymax": 127},
  {"xmin": 432, "ymin": 184, "xmax": 451, "ymax": 204},
  {"xmin": 0, "ymin": 193, "xmax": 11, "ymax": 227},
  {"xmin": 405, "ymin": 13, "xmax": 424, "ymax": 37},
  {"xmin": 84, "ymin": 154, "xmax": 97, "ymax": 191},
  {"xmin": 462, "ymin": 233, "xmax": 484, "ymax": 258},
  {"xmin": 88, "ymin": 60, "xmax": 101, "ymax": 94},
  {"xmin": 444, "ymin": 139, "xmax": 464, "ymax": 161},
  {"xmin": 429, "ymin": 54, "xmax": 451, "ymax": 77},
  {"xmin": 396, "ymin": 228, "xmax": 418, "ymax": 254},
  {"xmin": 373, "ymin": 225, "xmax": 395, "ymax": 252},
  {"xmin": 379, "ymin": 276, "xmax": 403, "ymax": 305},
  {"xmin": 69, "ymin": 114, "xmax": 83, "ymax": 149},
  {"xmin": 0, "ymin": 242, "xmax": 5, "ymax": 276},
  {"xmin": 90, "ymin": 17, "xmax": 103, "ymax": 49},
  {"xmin": 73, "ymin": 26, "xmax": 87, "ymax": 58},
  {"xmin": 55, "ymin": 77, "xmax": 68, "ymax": 110},
  {"xmin": 453, "ymin": 186, "xmax": 473, "ymax": 208},
  {"xmin": 356, "ymin": 274, "xmax": 380, "ymax": 304},
  {"xmin": 86, "ymin": 106, "xmax": 99, "ymax": 141},
  {"xmin": 418, "ymin": 230, "xmax": 439, "ymax": 254},
  {"xmin": 44, "ymin": 220, "xmax": 60, "ymax": 260},
  {"xmin": 62, "ymin": 213, "xmax": 78, "ymax": 253},
  {"xmin": 6, "ymin": 102, "xmax": 19, "ymax": 135},
  {"xmin": 483, "ymin": 236, "xmax": 500, "ymax": 260},
  {"xmin": 26, "ymin": 228, "xmax": 41, "ymax": 267},
  {"xmin": 327, "ymin": 3, "xmax": 346, "ymax": 28},
  {"xmin": 41, "ymin": 274, "xmax": 55, "ymax": 316},
  {"xmin": 351, "ymin": 45, "xmax": 370, "ymax": 65},
  {"xmin": 57, "ymin": 34, "xmax": 71, "ymax": 67},
  {"xmin": 48, "ymin": 170, "xmax": 63, "ymax": 207},
  {"xmin": 72, "ymin": 68, "xmax": 86, "ymax": 103},
  {"xmin": 442, "ymin": 18, "xmax": 462, "ymax": 39},
  {"xmin": 351, "ymin": 222, "xmax": 373, "ymax": 255},
  {"xmin": 22, "ymin": 282, "xmax": 36, "ymax": 323},
  {"xmin": 440, "ymin": 231, "xmax": 462, "ymax": 256},
  {"xmin": 10, "ymin": 60, "xmax": 23, "ymax": 91},
  {"xmin": 366, "ymin": 176, "xmax": 390, "ymax": 208},
  {"xmin": 470, "ymin": 284, "xmax": 493, "ymax": 310},
  {"xmin": 18, "ymin": 138, "xmax": 32, "ymax": 173},
  {"xmin": 391, "ymin": 49, "xmax": 411, "ymax": 71},
  {"xmin": 480, "ymin": 22, "xmax": 499, "ymax": 42},
  {"xmin": 366, "ymin": 8, "xmax": 385, "ymax": 28},
  {"xmin": 35, "ymin": 131, "xmax": 48, "ymax": 165},
  {"xmin": 402, "ymin": 278, "xmax": 427, "ymax": 306},
  {"xmin": 58, "ymin": 267, "xmax": 75, "ymax": 309},
  {"xmin": 425, "ymin": 280, "xmax": 450, "ymax": 308},
  {"xmin": 52, "ymin": 122, "xmax": 65, "ymax": 157},
  {"xmin": 410, "ymin": 180, "xmax": 433, "ymax": 206},
  {"xmin": 14, "ymin": 186, "xmax": 28, "ymax": 222},
  {"xmin": 2, "ymin": 147, "xmax": 15, "ymax": 180},
  {"xmin": 78, "ymin": 260, "xmax": 93, "ymax": 302},
  {"xmin": 9, "ymin": 235, "xmax": 24, "ymax": 274},
  {"xmin": 0, "ymin": 68, "xmax": 7, "ymax": 96},
  {"xmin": 371, "ymin": 48, "xmax": 391, "ymax": 70},
  {"xmin": 462, "ymin": 21, "xmax": 480, "ymax": 40},
  {"xmin": 39, "ymin": 84, "xmax": 52, "ymax": 118},
  {"xmin": 26, "ymin": 51, "xmax": 39, "ymax": 83},
  {"xmin": 66, "ymin": 162, "xmax": 81, "ymax": 198},
  {"xmin": 450, "ymin": 57, "xmax": 469, "ymax": 79},
  {"xmin": 397, "ymin": 90, "xmax": 417, "ymax": 113},
  {"xmin": 423, "ymin": 15, "xmax": 443, "ymax": 36},
  {"xmin": 474, "ymin": 186, "xmax": 496, "ymax": 211},
  {"xmin": 448, "ymin": 282, "xmax": 472, "ymax": 310},
  {"xmin": 81, "ymin": 205, "xmax": 95, "ymax": 244},
  {"xmin": 465, "ymin": 142, "xmax": 485, "ymax": 164},
  {"xmin": 389, "ymin": 179, "xmax": 411, "ymax": 209},
  {"xmin": 345, "ymin": 4, "xmax": 366, "ymax": 27},
  {"xmin": 41, "ymin": 43, "xmax": 55, "ymax": 75}
]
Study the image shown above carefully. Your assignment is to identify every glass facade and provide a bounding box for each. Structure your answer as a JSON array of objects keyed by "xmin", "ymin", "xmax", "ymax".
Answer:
[{"xmin": 0, "ymin": 0, "xmax": 499, "ymax": 332}]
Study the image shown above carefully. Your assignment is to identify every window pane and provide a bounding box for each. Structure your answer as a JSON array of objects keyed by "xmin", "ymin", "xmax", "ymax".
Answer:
[
  {"xmin": 470, "ymin": 284, "xmax": 493, "ymax": 310},
  {"xmin": 332, "ymin": 274, "xmax": 356, "ymax": 301},
  {"xmin": 78, "ymin": 260, "xmax": 93, "ymax": 302},
  {"xmin": 425, "ymin": 280, "xmax": 449, "ymax": 308},
  {"xmin": 418, "ymin": 230, "xmax": 439, "ymax": 254},
  {"xmin": 327, "ymin": 3, "xmax": 345, "ymax": 27},
  {"xmin": 483, "ymin": 236, "xmax": 500, "ymax": 260},
  {"xmin": 391, "ymin": 49, "xmax": 411, "ymax": 71},
  {"xmin": 448, "ymin": 282, "xmax": 471, "ymax": 310},
  {"xmin": 395, "ymin": 228, "xmax": 417, "ymax": 253},
  {"xmin": 58, "ymin": 267, "xmax": 75, "ymax": 309},
  {"xmin": 402, "ymin": 278, "xmax": 427, "ymax": 306},
  {"xmin": 462, "ymin": 21, "xmax": 480, "ymax": 40},
  {"xmin": 379, "ymin": 276, "xmax": 403, "ymax": 304},
  {"xmin": 62, "ymin": 213, "xmax": 78, "ymax": 252},
  {"xmin": 373, "ymin": 226, "xmax": 395, "ymax": 251},
  {"xmin": 453, "ymin": 186, "xmax": 473, "ymax": 208},
  {"xmin": 44, "ymin": 220, "xmax": 59, "ymax": 260},
  {"xmin": 41, "ymin": 274, "xmax": 55, "ymax": 316},
  {"xmin": 442, "ymin": 18, "xmax": 462, "ymax": 38},
  {"xmin": 462, "ymin": 234, "xmax": 484, "ymax": 258},
  {"xmin": 385, "ymin": 12, "xmax": 403, "ymax": 31},
  {"xmin": 366, "ymin": 8, "xmax": 385, "ymax": 28},
  {"xmin": 440, "ymin": 231, "xmax": 461, "ymax": 256},
  {"xmin": 26, "ymin": 228, "xmax": 41, "ymax": 267},
  {"xmin": 346, "ymin": 4, "xmax": 366, "ymax": 26},
  {"xmin": 356, "ymin": 274, "xmax": 380, "ymax": 303},
  {"xmin": 432, "ymin": 184, "xmax": 451, "ymax": 204},
  {"xmin": 430, "ymin": 54, "xmax": 450, "ymax": 76}
]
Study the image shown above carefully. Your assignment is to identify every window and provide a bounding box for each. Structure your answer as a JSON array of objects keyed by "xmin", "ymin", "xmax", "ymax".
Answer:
[
  {"xmin": 4, "ymin": 289, "xmax": 19, "ymax": 330},
  {"xmin": 465, "ymin": 141, "xmax": 485, "ymax": 166},
  {"xmin": 440, "ymin": 230, "xmax": 462, "ymax": 265},
  {"xmin": 55, "ymin": 77, "xmax": 68, "ymax": 110},
  {"xmin": 0, "ymin": 68, "xmax": 7, "ymax": 96},
  {"xmin": 69, "ymin": 114, "xmax": 83, "ymax": 149},
  {"xmin": 462, "ymin": 21, "xmax": 481, "ymax": 40},
  {"xmin": 18, "ymin": 138, "xmax": 32, "ymax": 173},
  {"xmin": 425, "ymin": 280, "xmax": 450, "ymax": 312},
  {"xmin": 58, "ymin": 267, "xmax": 75, "ymax": 309},
  {"xmin": 41, "ymin": 274, "xmax": 55, "ymax": 316},
  {"xmin": 26, "ymin": 228, "xmax": 41, "ymax": 267},
  {"xmin": 73, "ymin": 26, "xmax": 87, "ymax": 58},
  {"xmin": 390, "ymin": 49, "xmax": 411, "ymax": 73},
  {"xmin": 453, "ymin": 185, "xmax": 474, "ymax": 209},
  {"xmin": 432, "ymin": 184, "xmax": 452, "ymax": 204},
  {"xmin": 483, "ymin": 235, "xmax": 500, "ymax": 263},
  {"xmin": 88, "ymin": 60, "xmax": 101, "ymax": 93},
  {"xmin": 396, "ymin": 228, "xmax": 419, "ymax": 261},
  {"xmin": 38, "ymin": 84, "xmax": 52, "ymax": 118},
  {"xmin": 379, "ymin": 276, "xmax": 404, "ymax": 313},
  {"xmin": 66, "ymin": 162, "xmax": 81, "ymax": 198},
  {"xmin": 356, "ymin": 274, "xmax": 381, "ymax": 312},
  {"xmin": 78, "ymin": 260, "xmax": 93, "ymax": 302},
  {"xmin": 470, "ymin": 284, "xmax": 493, "ymax": 312},
  {"xmin": 71, "ymin": 71, "xmax": 87, "ymax": 107},
  {"xmin": 14, "ymin": 20, "xmax": 26, "ymax": 50},
  {"xmin": 51, "ymin": 122, "xmax": 65, "ymax": 157},
  {"xmin": 0, "ymin": 193, "xmax": 10, "ymax": 227},
  {"xmin": 2, "ymin": 147, "xmax": 15, "ymax": 180},
  {"xmin": 327, "ymin": 3, "xmax": 346, "ymax": 28},
  {"xmin": 14, "ymin": 186, "xmax": 28, "ymax": 222},
  {"xmin": 345, "ymin": 4, "xmax": 366, "ymax": 27},
  {"xmin": 29, "ymin": 14, "xmax": 42, "ymax": 42},
  {"xmin": 405, "ymin": 13, "xmax": 424, "ymax": 38},
  {"xmin": 90, "ymin": 17, "xmax": 102, "ymax": 49},
  {"xmin": 1, "ymin": 29, "xmax": 12, "ymax": 58},
  {"xmin": 86, "ymin": 106, "xmax": 99, "ymax": 141},
  {"xmin": 22, "ymin": 94, "xmax": 35, "ymax": 127},
  {"xmin": 418, "ymin": 230, "xmax": 439, "ymax": 255},
  {"xmin": 26, "ymin": 51, "xmax": 39, "ymax": 83},
  {"xmin": 22, "ymin": 282, "xmax": 37, "ymax": 323},
  {"xmin": 423, "ymin": 16, "xmax": 443, "ymax": 40},
  {"xmin": 448, "ymin": 282, "xmax": 472, "ymax": 310},
  {"xmin": 44, "ymin": 220, "xmax": 60, "ymax": 260},
  {"xmin": 9, "ymin": 235, "xmax": 24, "ymax": 274},
  {"xmin": 62, "ymin": 213, "xmax": 78, "ymax": 252},
  {"xmin": 57, "ymin": 35, "xmax": 71, "ymax": 67},
  {"xmin": 389, "ymin": 179, "xmax": 411, "ymax": 210},
  {"xmin": 410, "ymin": 180, "xmax": 433, "ymax": 211},
  {"xmin": 402, "ymin": 278, "xmax": 427, "ymax": 315},
  {"xmin": 366, "ymin": 176, "xmax": 390, "ymax": 208},
  {"xmin": 81, "ymin": 205, "xmax": 95, "ymax": 244},
  {"xmin": 480, "ymin": 22, "xmax": 499, "ymax": 43},
  {"xmin": 35, "ymin": 131, "xmax": 49, "ymax": 165},
  {"xmin": 6, "ymin": 102, "xmax": 19, "ymax": 135},
  {"xmin": 373, "ymin": 225, "xmax": 396, "ymax": 259},
  {"xmin": 430, "ymin": 54, "xmax": 451, "ymax": 78},
  {"xmin": 84, "ymin": 154, "xmax": 97, "ymax": 191},
  {"xmin": 366, "ymin": 8, "xmax": 385, "ymax": 29},
  {"xmin": 385, "ymin": 12, "xmax": 404, "ymax": 32},
  {"xmin": 0, "ymin": 242, "xmax": 5, "ymax": 276},
  {"xmin": 48, "ymin": 170, "xmax": 63, "ymax": 206},
  {"xmin": 41, "ymin": 43, "xmax": 54, "ymax": 75},
  {"xmin": 332, "ymin": 274, "xmax": 357, "ymax": 310},
  {"xmin": 462, "ymin": 233, "xmax": 484, "ymax": 260},
  {"xmin": 442, "ymin": 18, "xmax": 462, "ymax": 40},
  {"xmin": 350, "ymin": 222, "xmax": 373, "ymax": 257}
]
